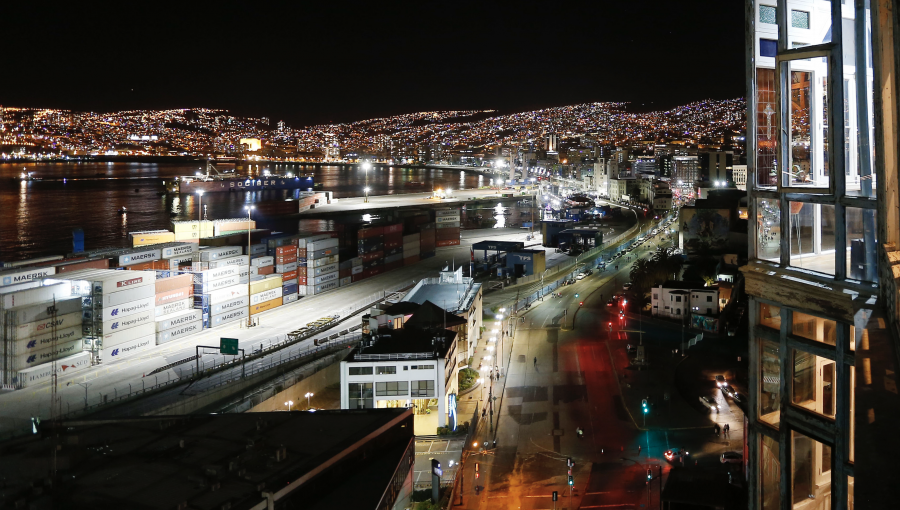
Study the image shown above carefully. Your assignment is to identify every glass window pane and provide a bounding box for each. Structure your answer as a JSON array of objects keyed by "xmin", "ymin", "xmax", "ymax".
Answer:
[
  {"xmin": 760, "ymin": 5, "xmax": 776, "ymax": 24},
  {"xmin": 791, "ymin": 10, "xmax": 810, "ymax": 29},
  {"xmin": 760, "ymin": 338, "xmax": 781, "ymax": 428},
  {"xmin": 846, "ymin": 207, "xmax": 878, "ymax": 281},
  {"xmin": 792, "ymin": 430, "xmax": 832, "ymax": 508},
  {"xmin": 757, "ymin": 68, "xmax": 778, "ymax": 187},
  {"xmin": 791, "ymin": 348, "xmax": 836, "ymax": 419},
  {"xmin": 760, "ymin": 302, "xmax": 782, "ymax": 330},
  {"xmin": 783, "ymin": 62, "xmax": 829, "ymax": 190},
  {"xmin": 791, "ymin": 311, "xmax": 837, "ymax": 345},
  {"xmin": 761, "ymin": 434, "xmax": 781, "ymax": 509},
  {"xmin": 849, "ymin": 475, "xmax": 855, "ymax": 509},
  {"xmin": 789, "ymin": 203, "xmax": 835, "ymax": 275},
  {"xmin": 756, "ymin": 198, "xmax": 781, "ymax": 261}
]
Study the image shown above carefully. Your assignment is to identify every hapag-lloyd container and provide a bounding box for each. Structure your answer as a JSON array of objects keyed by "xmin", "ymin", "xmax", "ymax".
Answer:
[
  {"xmin": 155, "ymin": 286, "xmax": 193, "ymax": 306},
  {"xmin": 199, "ymin": 246, "xmax": 243, "ymax": 261},
  {"xmin": 155, "ymin": 298, "xmax": 192, "ymax": 317},
  {"xmin": 11, "ymin": 325, "xmax": 82, "ymax": 351},
  {"xmin": 14, "ymin": 311, "xmax": 83, "ymax": 340},
  {"xmin": 89, "ymin": 284, "xmax": 155, "ymax": 309},
  {"xmin": 2, "ymin": 282, "xmax": 72, "ymax": 309},
  {"xmin": 3, "ymin": 298, "xmax": 82, "ymax": 325},
  {"xmin": 155, "ymin": 309, "xmax": 203, "ymax": 332},
  {"xmin": 0, "ymin": 266, "xmax": 56, "ymax": 288},
  {"xmin": 98, "ymin": 309, "xmax": 154, "ymax": 335},
  {"xmin": 155, "ymin": 273, "xmax": 193, "ymax": 293},
  {"xmin": 88, "ymin": 296, "xmax": 155, "ymax": 322},
  {"xmin": 11, "ymin": 339, "xmax": 83, "ymax": 370},
  {"xmin": 16, "ymin": 351, "xmax": 91, "ymax": 388},
  {"xmin": 101, "ymin": 322, "xmax": 157, "ymax": 348},
  {"xmin": 118, "ymin": 249, "xmax": 161, "ymax": 267},
  {"xmin": 100, "ymin": 334, "xmax": 154, "ymax": 362},
  {"xmin": 250, "ymin": 287, "xmax": 283, "ymax": 306},
  {"xmin": 211, "ymin": 306, "xmax": 249, "ymax": 327},
  {"xmin": 207, "ymin": 284, "xmax": 249, "ymax": 305},
  {"xmin": 210, "ymin": 295, "xmax": 249, "ymax": 315},
  {"xmin": 156, "ymin": 320, "xmax": 203, "ymax": 345}
]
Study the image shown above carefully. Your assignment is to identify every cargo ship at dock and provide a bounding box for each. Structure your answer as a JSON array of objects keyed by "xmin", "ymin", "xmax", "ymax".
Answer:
[{"xmin": 168, "ymin": 161, "xmax": 316, "ymax": 193}]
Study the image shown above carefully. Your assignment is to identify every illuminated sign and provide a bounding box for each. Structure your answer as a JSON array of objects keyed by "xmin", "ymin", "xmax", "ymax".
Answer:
[{"xmin": 448, "ymin": 393, "xmax": 458, "ymax": 432}]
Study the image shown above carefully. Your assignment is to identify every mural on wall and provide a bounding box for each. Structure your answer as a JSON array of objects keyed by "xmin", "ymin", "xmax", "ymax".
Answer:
[
  {"xmin": 681, "ymin": 208, "xmax": 731, "ymax": 253},
  {"xmin": 691, "ymin": 313, "xmax": 720, "ymax": 333}
]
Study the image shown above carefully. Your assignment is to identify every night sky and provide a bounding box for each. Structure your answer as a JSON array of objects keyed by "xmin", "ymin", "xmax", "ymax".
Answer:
[{"xmin": 1, "ymin": 0, "xmax": 745, "ymax": 126}]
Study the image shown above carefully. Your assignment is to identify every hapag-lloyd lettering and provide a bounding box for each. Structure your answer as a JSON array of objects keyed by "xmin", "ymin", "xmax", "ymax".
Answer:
[
  {"xmin": 121, "ymin": 339, "xmax": 151, "ymax": 353},
  {"xmin": 121, "ymin": 300, "xmax": 151, "ymax": 314},
  {"xmin": 117, "ymin": 277, "xmax": 144, "ymax": 288},
  {"xmin": 121, "ymin": 314, "xmax": 151, "ymax": 327}
]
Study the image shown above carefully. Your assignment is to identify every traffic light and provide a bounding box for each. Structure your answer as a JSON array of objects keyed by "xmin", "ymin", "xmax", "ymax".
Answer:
[
  {"xmin": 575, "ymin": 293, "xmax": 579, "ymax": 298},
  {"xmin": 642, "ymin": 399, "xmax": 648, "ymax": 413},
  {"xmin": 647, "ymin": 468, "xmax": 653, "ymax": 481},
  {"xmin": 568, "ymin": 475, "xmax": 574, "ymax": 486},
  {"xmin": 579, "ymin": 301, "xmax": 583, "ymax": 307}
]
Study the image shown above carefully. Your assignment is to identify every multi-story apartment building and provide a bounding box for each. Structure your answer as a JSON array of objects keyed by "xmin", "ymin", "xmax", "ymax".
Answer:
[{"xmin": 744, "ymin": 1, "xmax": 900, "ymax": 508}]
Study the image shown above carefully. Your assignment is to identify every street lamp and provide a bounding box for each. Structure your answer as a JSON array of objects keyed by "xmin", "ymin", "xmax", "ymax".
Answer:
[
  {"xmin": 245, "ymin": 205, "xmax": 255, "ymax": 327},
  {"xmin": 362, "ymin": 161, "xmax": 371, "ymax": 202},
  {"xmin": 285, "ymin": 400, "xmax": 294, "ymax": 411},
  {"xmin": 305, "ymin": 392, "xmax": 314, "ymax": 409},
  {"xmin": 196, "ymin": 190, "xmax": 204, "ymax": 222}
]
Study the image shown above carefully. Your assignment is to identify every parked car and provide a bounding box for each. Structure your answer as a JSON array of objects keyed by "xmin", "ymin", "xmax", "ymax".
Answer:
[
  {"xmin": 715, "ymin": 375, "xmax": 728, "ymax": 388},
  {"xmin": 731, "ymin": 392, "xmax": 745, "ymax": 404},
  {"xmin": 665, "ymin": 448, "xmax": 688, "ymax": 462},
  {"xmin": 720, "ymin": 452, "xmax": 743, "ymax": 464},
  {"xmin": 699, "ymin": 396, "xmax": 719, "ymax": 412},
  {"xmin": 721, "ymin": 386, "xmax": 735, "ymax": 398},
  {"xmin": 576, "ymin": 272, "xmax": 586, "ymax": 280}
]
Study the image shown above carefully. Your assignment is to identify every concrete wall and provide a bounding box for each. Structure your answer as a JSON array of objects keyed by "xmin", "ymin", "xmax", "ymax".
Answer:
[{"xmin": 249, "ymin": 359, "xmax": 342, "ymax": 412}]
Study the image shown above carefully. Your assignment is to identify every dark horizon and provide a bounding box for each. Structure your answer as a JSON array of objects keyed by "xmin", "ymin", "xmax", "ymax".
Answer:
[{"xmin": 0, "ymin": 1, "xmax": 745, "ymax": 127}]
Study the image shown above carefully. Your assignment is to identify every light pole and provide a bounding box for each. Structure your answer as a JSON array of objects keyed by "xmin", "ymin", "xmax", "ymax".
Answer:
[
  {"xmin": 196, "ymin": 190, "xmax": 204, "ymax": 222},
  {"xmin": 285, "ymin": 400, "xmax": 294, "ymax": 411},
  {"xmin": 305, "ymin": 392, "xmax": 314, "ymax": 409},
  {"xmin": 477, "ymin": 378, "xmax": 484, "ymax": 401},
  {"xmin": 362, "ymin": 161, "xmax": 371, "ymax": 202},
  {"xmin": 245, "ymin": 205, "xmax": 255, "ymax": 327},
  {"xmin": 76, "ymin": 382, "xmax": 91, "ymax": 410}
]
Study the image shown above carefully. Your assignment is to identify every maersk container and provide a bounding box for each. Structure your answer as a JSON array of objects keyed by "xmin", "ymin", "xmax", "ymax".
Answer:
[
  {"xmin": 435, "ymin": 215, "xmax": 461, "ymax": 224},
  {"xmin": 155, "ymin": 309, "xmax": 203, "ymax": 332},
  {"xmin": 275, "ymin": 261, "xmax": 298, "ymax": 274},
  {"xmin": 282, "ymin": 293, "xmax": 299, "ymax": 305},
  {"xmin": 0, "ymin": 266, "xmax": 56, "ymax": 288},
  {"xmin": 97, "ymin": 309, "xmax": 154, "ymax": 336},
  {"xmin": 312, "ymin": 263, "xmax": 339, "ymax": 277},
  {"xmin": 434, "ymin": 208, "xmax": 460, "ymax": 217},
  {"xmin": 14, "ymin": 311, "xmax": 82, "ymax": 340},
  {"xmin": 11, "ymin": 339, "xmax": 83, "ymax": 371},
  {"xmin": 209, "ymin": 295, "xmax": 248, "ymax": 316},
  {"xmin": 118, "ymin": 249, "xmax": 162, "ymax": 267},
  {"xmin": 84, "ymin": 296, "xmax": 155, "ymax": 322},
  {"xmin": 435, "ymin": 221, "xmax": 461, "ymax": 229},
  {"xmin": 193, "ymin": 274, "xmax": 248, "ymax": 294},
  {"xmin": 251, "ymin": 256, "xmax": 274, "ymax": 267},
  {"xmin": 306, "ymin": 238, "xmax": 339, "ymax": 252},
  {"xmin": 161, "ymin": 243, "xmax": 198, "ymax": 259},
  {"xmin": 155, "ymin": 298, "xmax": 192, "ymax": 317},
  {"xmin": 199, "ymin": 246, "xmax": 243, "ymax": 261},
  {"xmin": 11, "ymin": 325, "xmax": 82, "ymax": 351},
  {"xmin": 165, "ymin": 255, "xmax": 195, "ymax": 271},
  {"xmin": 1, "ymin": 282, "xmax": 72, "ymax": 309},
  {"xmin": 192, "ymin": 265, "xmax": 242, "ymax": 283},
  {"xmin": 312, "ymin": 271, "xmax": 339, "ymax": 286},
  {"xmin": 101, "ymin": 322, "xmax": 157, "ymax": 348},
  {"xmin": 305, "ymin": 280, "xmax": 339, "ymax": 295},
  {"xmin": 100, "ymin": 334, "xmax": 154, "ymax": 362},
  {"xmin": 156, "ymin": 320, "xmax": 203, "ymax": 345},
  {"xmin": 206, "ymin": 255, "xmax": 250, "ymax": 269},
  {"xmin": 248, "ymin": 243, "xmax": 267, "ymax": 256},
  {"xmin": 15, "ymin": 351, "xmax": 91, "ymax": 388},
  {"xmin": 250, "ymin": 287, "xmax": 283, "ymax": 306},
  {"xmin": 211, "ymin": 306, "xmax": 249, "ymax": 327}
]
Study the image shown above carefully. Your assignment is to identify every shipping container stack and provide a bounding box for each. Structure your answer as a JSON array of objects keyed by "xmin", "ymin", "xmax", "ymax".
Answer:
[
  {"xmin": 249, "ymin": 274, "xmax": 283, "ymax": 316},
  {"xmin": 0, "ymin": 283, "xmax": 91, "ymax": 388},
  {"xmin": 402, "ymin": 232, "xmax": 420, "ymax": 266},
  {"xmin": 153, "ymin": 273, "xmax": 203, "ymax": 345},
  {"xmin": 171, "ymin": 220, "xmax": 214, "ymax": 243},
  {"xmin": 420, "ymin": 222, "xmax": 437, "ymax": 259},
  {"xmin": 274, "ymin": 242, "xmax": 299, "ymax": 305},
  {"xmin": 357, "ymin": 226, "xmax": 384, "ymax": 282},
  {"xmin": 435, "ymin": 208, "xmax": 462, "ymax": 247},
  {"xmin": 338, "ymin": 257, "xmax": 356, "ymax": 287},
  {"xmin": 301, "ymin": 236, "xmax": 340, "ymax": 296},
  {"xmin": 383, "ymin": 223, "xmax": 404, "ymax": 271},
  {"xmin": 193, "ymin": 246, "xmax": 251, "ymax": 328}
]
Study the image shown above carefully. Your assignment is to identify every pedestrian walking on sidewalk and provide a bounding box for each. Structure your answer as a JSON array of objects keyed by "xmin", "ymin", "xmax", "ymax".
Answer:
[{"xmin": 533, "ymin": 357, "xmax": 537, "ymax": 367}]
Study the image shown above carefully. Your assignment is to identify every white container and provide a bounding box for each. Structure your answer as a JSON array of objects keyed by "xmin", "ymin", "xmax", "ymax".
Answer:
[
  {"xmin": 207, "ymin": 255, "xmax": 250, "ymax": 269},
  {"xmin": 1, "ymin": 282, "xmax": 71, "ymax": 309},
  {"xmin": 312, "ymin": 271, "xmax": 339, "ymax": 286},
  {"xmin": 100, "ymin": 334, "xmax": 154, "ymax": 362},
  {"xmin": 207, "ymin": 284, "xmax": 249, "ymax": 305},
  {"xmin": 99, "ymin": 309, "xmax": 155, "ymax": 335},
  {"xmin": 94, "ymin": 284, "xmax": 156, "ymax": 308},
  {"xmin": 210, "ymin": 295, "xmax": 249, "ymax": 315},
  {"xmin": 14, "ymin": 311, "xmax": 82, "ymax": 340},
  {"xmin": 155, "ymin": 298, "xmax": 192, "ymax": 317},
  {"xmin": 306, "ymin": 238, "xmax": 339, "ymax": 252},
  {"xmin": 195, "ymin": 274, "xmax": 246, "ymax": 293},
  {"xmin": 102, "ymin": 322, "xmax": 157, "ymax": 348},
  {"xmin": 155, "ymin": 309, "xmax": 203, "ymax": 332},
  {"xmin": 210, "ymin": 306, "xmax": 249, "ymax": 327},
  {"xmin": 61, "ymin": 269, "xmax": 156, "ymax": 294},
  {"xmin": 339, "ymin": 276, "xmax": 352, "ymax": 286},
  {"xmin": 435, "ymin": 215, "xmax": 461, "ymax": 223},
  {"xmin": 11, "ymin": 339, "xmax": 83, "ymax": 370},
  {"xmin": 194, "ymin": 265, "xmax": 242, "ymax": 283},
  {"xmin": 350, "ymin": 257, "xmax": 363, "ymax": 267},
  {"xmin": 435, "ymin": 208, "xmax": 460, "ymax": 217},
  {"xmin": 250, "ymin": 287, "xmax": 283, "ymax": 306},
  {"xmin": 15, "ymin": 351, "xmax": 91, "ymax": 388},
  {"xmin": 161, "ymin": 243, "xmax": 198, "ymax": 259},
  {"xmin": 312, "ymin": 263, "xmax": 339, "ymax": 277},
  {"xmin": 296, "ymin": 234, "xmax": 331, "ymax": 248},
  {"xmin": 118, "ymin": 249, "xmax": 161, "ymax": 267},
  {"xmin": 12, "ymin": 325, "xmax": 82, "ymax": 351},
  {"xmin": 3, "ymin": 298, "xmax": 82, "ymax": 325},
  {"xmin": 310, "ymin": 255, "xmax": 340, "ymax": 268},
  {"xmin": 91, "ymin": 296, "xmax": 155, "ymax": 322},
  {"xmin": 282, "ymin": 293, "xmax": 299, "ymax": 304},
  {"xmin": 251, "ymin": 256, "xmax": 274, "ymax": 267},
  {"xmin": 166, "ymin": 255, "xmax": 195, "ymax": 270},
  {"xmin": 275, "ymin": 261, "xmax": 298, "ymax": 273},
  {"xmin": 199, "ymin": 246, "xmax": 243, "ymax": 261},
  {"xmin": 0, "ymin": 266, "xmax": 56, "ymax": 288},
  {"xmin": 305, "ymin": 280, "xmax": 339, "ymax": 295},
  {"xmin": 351, "ymin": 265, "xmax": 364, "ymax": 275},
  {"xmin": 156, "ymin": 320, "xmax": 203, "ymax": 345}
]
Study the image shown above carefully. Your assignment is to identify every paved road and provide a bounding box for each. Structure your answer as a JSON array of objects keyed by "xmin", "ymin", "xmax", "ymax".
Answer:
[{"xmin": 299, "ymin": 188, "xmax": 531, "ymax": 215}]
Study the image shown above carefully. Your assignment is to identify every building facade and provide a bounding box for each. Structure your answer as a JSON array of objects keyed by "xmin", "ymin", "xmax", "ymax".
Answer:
[
  {"xmin": 745, "ymin": 0, "xmax": 900, "ymax": 508},
  {"xmin": 651, "ymin": 281, "xmax": 720, "ymax": 320}
]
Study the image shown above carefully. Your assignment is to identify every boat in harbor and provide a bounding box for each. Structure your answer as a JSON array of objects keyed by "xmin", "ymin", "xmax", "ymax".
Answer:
[{"xmin": 168, "ymin": 160, "xmax": 315, "ymax": 193}]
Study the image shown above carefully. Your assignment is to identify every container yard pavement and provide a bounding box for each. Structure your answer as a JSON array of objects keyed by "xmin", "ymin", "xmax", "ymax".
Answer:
[
  {"xmin": 298, "ymin": 188, "xmax": 522, "ymax": 214},
  {"xmin": 0, "ymin": 226, "xmax": 580, "ymax": 437}
]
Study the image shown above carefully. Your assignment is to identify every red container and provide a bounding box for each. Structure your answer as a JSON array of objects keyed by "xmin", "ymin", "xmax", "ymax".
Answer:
[
  {"xmin": 403, "ymin": 255, "xmax": 420, "ymax": 266},
  {"xmin": 257, "ymin": 265, "xmax": 275, "ymax": 275},
  {"xmin": 384, "ymin": 239, "xmax": 402, "ymax": 249},
  {"xmin": 156, "ymin": 286, "xmax": 193, "ymax": 306},
  {"xmin": 420, "ymin": 230, "xmax": 436, "ymax": 240},
  {"xmin": 360, "ymin": 251, "xmax": 384, "ymax": 262},
  {"xmin": 384, "ymin": 261, "xmax": 403, "ymax": 271},
  {"xmin": 297, "ymin": 267, "xmax": 307, "ymax": 277},
  {"xmin": 339, "ymin": 268, "xmax": 352, "ymax": 278},
  {"xmin": 362, "ymin": 267, "xmax": 383, "ymax": 278},
  {"xmin": 385, "ymin": 223, "xmax": 403, "ymax": 234},
  {"xmin": 275, "ymin": 252, "xmax": 298, "ymax": 265},
  {"xmin": 282, "ymin": 269, "xmax": 298, "ymax": 281},
  {"xmin": 358, "ymin": 226, "xmax": 385, "ymax": 239},
  {"xmin": 436, "ymin": 239, "xmax": 461, "ymax": 247},
  {"xmin": 351, "ymin": 273, "xmax": 366, "ymax": 283},
  {"xmin": 298, "ymin": 276, "xmax": 308, "ymax": 285},
  {"xmin": 436, "ymin": 227, "xmax": 460, "ymax": 241},
  {"xmin": 297, "ymin": 248, "xmax": 307, "ymax": 258},
  {"xmin": 275, "ymin": 245, "xmax": 296, "ymax": 256}
]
